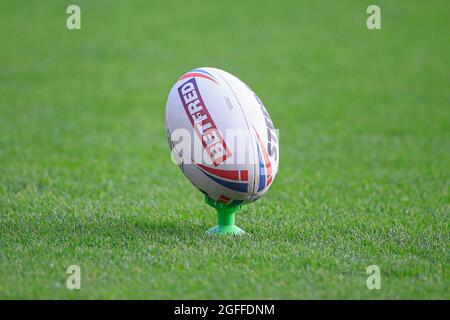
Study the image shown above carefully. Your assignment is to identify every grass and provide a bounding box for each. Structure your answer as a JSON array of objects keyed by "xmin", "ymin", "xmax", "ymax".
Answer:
[{"xmin": 0, "ymin": 0, "xmax": 449, "ymax": 299}]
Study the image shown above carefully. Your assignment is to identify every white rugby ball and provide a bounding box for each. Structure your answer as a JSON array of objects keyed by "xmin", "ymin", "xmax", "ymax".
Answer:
[{"xmin": 165, "ymin": 67, "xmax": 279, "ymax": 205}]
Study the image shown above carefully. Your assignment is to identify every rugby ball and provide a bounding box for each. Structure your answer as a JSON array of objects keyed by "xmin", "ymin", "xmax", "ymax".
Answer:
[{"xmin": 165, "ymin": 67, "xmax": 279, "ymax": 205}]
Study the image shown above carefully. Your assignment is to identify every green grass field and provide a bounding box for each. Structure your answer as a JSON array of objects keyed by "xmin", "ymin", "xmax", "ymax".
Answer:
[{"xmin": 0, "ymin": 0, "xmax": 449, "ymax": 299}]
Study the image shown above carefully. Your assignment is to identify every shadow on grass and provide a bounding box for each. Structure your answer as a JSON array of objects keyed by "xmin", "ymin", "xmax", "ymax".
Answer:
[{"xmin": 9, "ymin": 213, "xmax": 211, "ymax": 247}]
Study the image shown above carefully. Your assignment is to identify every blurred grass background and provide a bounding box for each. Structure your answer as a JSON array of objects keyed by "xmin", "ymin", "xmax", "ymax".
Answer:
[{"xmin": 0, "ymin": 0, "xmax": 448, "ymax": 298}]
